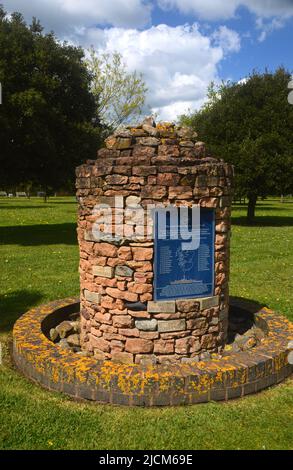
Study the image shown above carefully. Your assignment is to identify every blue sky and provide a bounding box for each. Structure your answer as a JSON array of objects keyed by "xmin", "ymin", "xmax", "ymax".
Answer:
[
  {"xmin": 151, "ymin": 3, "xmax": 293, "ymax": 81},
  {"xmin": 4, "ymin": 0, "xmax": 293, "ymax": 120}
]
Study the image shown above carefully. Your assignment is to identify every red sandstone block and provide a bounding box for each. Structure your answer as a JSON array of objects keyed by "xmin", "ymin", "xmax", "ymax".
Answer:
[
  {"xmin": 132, "ymin": 145, "xmax": 156, "ymax": 157},
  {"xmin": 103, "ymin": 332, "xmax": 125, "ymax": 341},
  {"xmin": 111, "ymin": 351, "xmax": 134, "ymax": 364},
  {"xmin": 201, "ymin": 334, "xmax": 215, "ymax": 349},
  {"xmin": 80, "ymin": 259, "xmax": 91, "ymax": 271},
  {"xmin": 147, "ymin": 175, "xmax": 157, "ymax": 185},
  {"xmin": 176, "ymin": 299, "xmax": 200, "ymax": 313},
  {"xmin": 128, "ymin": 310, "xmax": 151, "ymax": 319},
  {"xmin": 175, "ymin": 336, "xmax": 201, "ymax": 354},
  {"xmin": 124, "ymin": 291, "xmax": 139, "ymax": 302},
  {"xmin": 100, "ymin": 296, "xmax": 115, "ymax": 309},
  {"xmin": 108, "ymin": 308, "xmax": 128, "ymax": 315},
  {"xmin": 79, "ymin": 240, "xmax": 94, "ymax": 253},
  {"xmin": 132, "ymin": 247, "xmax": 153, "ymax": 261},
  {"xmin": 200, "ymin": 308, "xmax": 215, "ymax": 319},
  {"xmin": 154, "ymin": 339, "xmax": 174, "ymax": 354},
  {"xmin": 88, "ymin": 334, "xmax": 110, "ymax": 352},
  {"xmin": 186, "ymin": 318, "xmax": 207, "ymax": 330},
  {"xmin": 107, "ymin": 258, "xmax": 125, "ymax": 267},
  {"xmin": 112, "ymin": 315, "xmax": 134, "ymax": 329},
  {"xmin": 126, "ymin": 184, "xmax": 142, "ymax": 191},
  {"xmin": 208, "ymin": 325, "xmax": 220, "ymax": 334},
  {"xmin": 137, "ymin": 137, "xmax": 160, "ymax": 147},
  {"xmin": 114, "ymin": 299, "xmax": 125, "ymax": 310},
  {"xmin": 152, "ymin": 312, "xmax": 182, "ymax": 320},
  {"xmin": 141, "ymin": 185, "xmax": 166, "ymax": 199},
  {"xmin": 132, "ymin": 166, "xmax": 157, "ymax": 176},
  {"xmin": 140, "ymin": 293, "xmax": 152, "ymax": 302},
  {"xmin": 92, "ymin": 256, "xmax": 107, "ymax": 266},
  {"xmin": 158, "ymin": 145, "xmax": 180, "ymax": 157},
  {"xmin": 95, "ymin": 277, "xmax": 117, "ymax": 288},
  {"xmin": 97, "ymin": 148, "xmax": 120, "ymax": 158},
  {"xmin": 113, "ymin": 166, "xmax": 132, "ymax": 176},
  {"xmin": 200, "ymin": 197, "xmax": 218, "ymax": 208},
  {"xmin": 117, "ymin": 281, "xmax": 126, "ymax": 290},
  {"xmin": 215, "ymin": 272, "xmax": 227, "ymax": 285},
  {"xmin": 79, "ymin": 251, "xmax": 88, "ymax": 260},
  {"xmin": 157, "ymin": 173, "xmax": 180, "ymax": 186},
  {"xmin": 215, "ymin": 261, "xmax": 225, "ymax": 273},
  {"xmin": 125, "ymin": 338, "xmax": 153, "ymax": 354},
  {"xmin": 94, "ymin": 312, "xmax": 112, "ymax": 324},
  {"xmin": 139, "ymin": 331, "xmax": 159, "ymax": 340},
  {"xmin": 169, "ymin": 186, "xmax": 193, "ymax": 200},
  {"xmin": 111, "ymin": 339, "xmax": 124, "ymax": 350},
  {"xmin": 90, "ymin": 327, "xmax": 102, "ymax": 338},
  {"xmin": 104, "ymin": 190, "xmax": 131, "ymax": 197},
  {"xmin": 133, "ymin": 272, "xmax": 150, "ymax": 283},
  {"xmin": 152, "ymin": 155, "xmax": 178, "ymax": 165},
  {"xmin": 100, "ymin": 324, "xmax": 118, "ymax": 334},
  {"xmin": 129, "ymin": 176, "xmax": 145, "ymax": 185},
  {"xmin": 127, "ymin": 261, "xmax": 152, "ymax": 271},
  {"xmin": 128, "ymin": 282, "xmax": 152, "ymax": 294},
  {"xmin": 160, "ymin": 330, "xmax": 190, "ymax": 340},
  {"xmin": 118, "ymin": 246, "xmax": 132, "ymax": 261},
  {"xmin": 119, "ymin": 328, "xmax": 140, "ymax": 337},
  {"xmin": 94, "ymin": 243, "xmax": 118, "ymax": 257},
  {"xmin": 105, "ymin": 287, "xmax": 124, "ymax": 300},
  {"xmin": 92, "ymin": 164, "xmax": 113, "ymax": 177}
]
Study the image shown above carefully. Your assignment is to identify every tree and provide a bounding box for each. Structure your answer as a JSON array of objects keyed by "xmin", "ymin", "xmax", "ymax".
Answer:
[
  {"xmin": 0, "ymin": 6, "xmax": 103, "ymax": 196},
  {"xmin": 87, "ymin": 48, "xmax": 147, "ymax": 130},
  {"xmin": 180, "ymin": 68, "xmax": 293, "ymax": 222}
]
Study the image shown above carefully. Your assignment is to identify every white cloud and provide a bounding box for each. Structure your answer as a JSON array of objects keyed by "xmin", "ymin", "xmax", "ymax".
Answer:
[
  {"xmin": 256, "ymin": 17, "xmax": 284, "ymax": 42},
  {"xmin": 4, "ymin": 0, "xmax": 152, "ymax": 32},
  {"xmin": 82, "ymin": 24, "xmax": 240, "ymax": 120},
  {"xmin": 158, "ymin": 0, "xmax": 293, "ymax": 20},
  {"xmin": 158, "ymin": 0, "xmax": 293, "ymax": 42},
  {"xmin": 212, "ymin": 26, "xmax": 241, "ymax": 52},
  {"xmin": 158, "ymin": 0, "xmax": 238, "ymax": 21},
  {"xmin": 2, "ymin": 1, "xmax": 242, "ymax": 121}
]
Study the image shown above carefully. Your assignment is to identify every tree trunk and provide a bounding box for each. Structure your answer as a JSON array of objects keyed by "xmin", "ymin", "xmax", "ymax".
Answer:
[{"xmin": 247, "ymin": 194, "xmax": 257, "ymax": 223}]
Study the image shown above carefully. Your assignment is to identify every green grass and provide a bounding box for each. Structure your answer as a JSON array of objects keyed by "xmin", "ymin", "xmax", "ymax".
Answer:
[{"xmin": 0, "ymin": 196, "xmax": 292, "ymax": 450}]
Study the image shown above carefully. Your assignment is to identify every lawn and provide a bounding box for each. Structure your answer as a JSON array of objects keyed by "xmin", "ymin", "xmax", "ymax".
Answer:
[{"xmin": 0, "ymin": 197, "xmax": 292, "ymax": 450}]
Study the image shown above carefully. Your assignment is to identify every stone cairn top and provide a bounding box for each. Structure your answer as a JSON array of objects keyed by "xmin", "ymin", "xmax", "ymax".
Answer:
[{"xmin": 88, "ymin": 117, "xmax": 220, "ymax": 165}]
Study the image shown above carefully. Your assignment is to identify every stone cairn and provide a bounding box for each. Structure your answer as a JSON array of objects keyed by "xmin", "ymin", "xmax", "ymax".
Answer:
[{"xmin": 76, "ymin": 119, "xmax": 234, "ymax": 364}]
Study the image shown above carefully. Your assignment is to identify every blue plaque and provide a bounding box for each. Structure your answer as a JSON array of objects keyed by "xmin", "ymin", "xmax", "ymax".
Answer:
[{"xmin": 154, "ymin": 208, "xmax": 215, "ymax": 301}]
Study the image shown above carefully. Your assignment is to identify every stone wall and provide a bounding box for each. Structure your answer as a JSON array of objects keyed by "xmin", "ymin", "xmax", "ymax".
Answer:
[{"xmin": 76, "ymin": 120, "xmax": 234, "ymax": 364}]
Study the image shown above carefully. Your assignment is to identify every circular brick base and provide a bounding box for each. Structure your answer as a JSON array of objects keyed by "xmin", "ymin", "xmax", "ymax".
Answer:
[{"xmin": 13, "ymin": 297, "xmax": 293, "ymax": 406}]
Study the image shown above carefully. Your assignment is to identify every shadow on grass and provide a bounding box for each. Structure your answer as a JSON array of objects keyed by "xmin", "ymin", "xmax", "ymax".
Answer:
[
  {"xmin": 232, "ymin": 205, "xmax": 293, "ymax": 212},
  {"xmin": 230, "ymin": 295, "xmax": 266, "ymax": 313},
  {"xmin": 232, "ymin": 215, "xmax": 293, "ymax": 227},
  {"xmin": 0, "ymin": 200, "xmax": 76, "ymax": 210},
  {"xmin": 0, "ymin": 205, "xmax": 56, "ymax": 210},
  {"xmin": 0, "ymin": 290, "xmax": 44, "ymax": 332},
  {"xmin": 0, "ymin": 223, "xmax": 77, "ymax": 246}
]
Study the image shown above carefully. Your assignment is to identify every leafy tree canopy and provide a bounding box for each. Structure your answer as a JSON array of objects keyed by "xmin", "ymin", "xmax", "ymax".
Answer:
[
  {"xmin": 0, "ymin": 5, "xmax": 103, "ymax": 193},
  {"xmin": 87, "ymin": 48, "xmax": 147, "ymax": 131},
  {"xmin": 180, "ymin": 68, "xmax": 293, "ymax": 221}
]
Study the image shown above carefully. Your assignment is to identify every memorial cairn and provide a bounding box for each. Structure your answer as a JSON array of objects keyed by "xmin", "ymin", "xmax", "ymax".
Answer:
[{"xmin": 75, "ymin": 119, "xmax": 234, "ymax": 364}]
